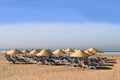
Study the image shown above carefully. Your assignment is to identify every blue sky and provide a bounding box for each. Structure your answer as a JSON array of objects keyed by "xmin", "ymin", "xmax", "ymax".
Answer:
[
  {"xmin": 0, "ymin": 0, "xmax": 120, "ymax": 23},
  {"xmin": 0, "ymin": 0, "xmax": 120, "ymax": 50}
]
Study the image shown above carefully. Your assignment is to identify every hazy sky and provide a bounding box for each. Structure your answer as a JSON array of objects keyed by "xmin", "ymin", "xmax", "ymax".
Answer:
[{"xmin": 0, "ymin": 0, "xmax": 120, "ymax": 50}]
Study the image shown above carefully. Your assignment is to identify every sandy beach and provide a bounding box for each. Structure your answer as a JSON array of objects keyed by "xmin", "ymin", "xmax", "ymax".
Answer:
[{"xmin": 0, "ymin": 53, "xmax": 120, "ymax": 80}]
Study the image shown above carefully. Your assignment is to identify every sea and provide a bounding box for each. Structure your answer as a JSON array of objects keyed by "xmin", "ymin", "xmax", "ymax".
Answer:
[{"xmin": 0, "ymin": 48, "xmax": 120, "ymax": 55}]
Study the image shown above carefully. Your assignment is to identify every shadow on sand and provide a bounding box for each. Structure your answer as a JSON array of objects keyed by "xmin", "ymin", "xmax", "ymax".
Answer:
[
  {"xmin": 106, "ymin": 61, "xmax": 117, "ymax": 64},
  {"xmin": 107, "ymin": 59, "xmax": 116, "ymax": 61},
  {"xmin": 106, "ymin": 59, "xmax": 117, "ymax": 64},
  {"xmin": 96, "ymin": 67, "xmax": 112, "ymax": 70},
  {"xmin": 100, "ymin": 64, "xmax": 114, "ymax": 66}
]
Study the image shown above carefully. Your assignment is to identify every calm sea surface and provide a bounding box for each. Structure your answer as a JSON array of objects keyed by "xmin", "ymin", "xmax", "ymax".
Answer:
[{"xmin": 0, "ymin": 49, "xmax": 120, "ymax": 54}]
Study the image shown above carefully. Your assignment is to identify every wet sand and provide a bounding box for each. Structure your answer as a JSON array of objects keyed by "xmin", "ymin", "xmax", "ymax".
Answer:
[{"xmin": 0, "ymin": 53, "xmax": 120, "ymax": 80}]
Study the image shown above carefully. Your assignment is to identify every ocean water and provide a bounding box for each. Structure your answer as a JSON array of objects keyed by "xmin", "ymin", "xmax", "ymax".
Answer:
[
  {"xmin": 0, "ymin": 49, "xmax": 120, "ymax": 54},
  {"xmin": 102, "ymin": 52, "xmax": 120, "ymax": 55}
]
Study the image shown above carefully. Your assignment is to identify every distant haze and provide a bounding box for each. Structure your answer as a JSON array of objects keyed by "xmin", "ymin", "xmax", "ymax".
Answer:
[{"xmin": 0, "ymin": 23, "xmax": 120, "ymax": 50}]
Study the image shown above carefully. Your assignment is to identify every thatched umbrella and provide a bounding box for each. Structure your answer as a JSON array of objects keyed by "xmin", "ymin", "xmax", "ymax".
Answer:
[
  {"xmin": 64, "ymin": 48, "xmax": 74, "ymax": 52},
  {"xmin": 85, "ymin": 50, "xmax": 95, "ymax": 56},
  {"xmin": 22, "ymin": 49, "xmax": 30, "ymax": 54},
  {"xmin": 36, "ymin": 49, "xmax": 52, "ymax": 56},
  {"xmin": 64, "ymin": 48, "xmax": 74, "ymax": 55},
  {"xmin": 7, "ymin": 49, "xmax": 22, "ymax": 55},
  {"xmin": 70, "ymin": 50, "xmax": 89, "ymax": 57},
  {"xmin": 53, "ymin": 49, "xmax": 65, "ymax": 55},
  {"xmin": 30, "ymin": 49, "xmax": 39, "ymax": 54},
  {"xmin": 87, "ymin": 48, "xmax": 103, "ymax": 54},
  {"xmin": 74, "ymin": 49, "xmax": 79, "ymax": 52}
]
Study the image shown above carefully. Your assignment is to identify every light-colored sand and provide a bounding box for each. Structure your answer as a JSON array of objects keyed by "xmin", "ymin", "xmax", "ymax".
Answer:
[{"xmin": 0, "ymin": 53, "xmax": 120, "ymax": 80}]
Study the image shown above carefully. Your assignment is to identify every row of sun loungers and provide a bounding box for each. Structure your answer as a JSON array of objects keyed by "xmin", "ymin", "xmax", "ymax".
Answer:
[
  {"xmin": 4, "ymin": 54, "xmax": 31, "ymax": 64},
  {"xmin": 4, "ymin": 54, "xmax": 110, "ymax": 69}
]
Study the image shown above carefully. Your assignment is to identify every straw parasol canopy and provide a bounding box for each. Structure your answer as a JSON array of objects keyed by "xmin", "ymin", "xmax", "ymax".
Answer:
[
  {"xmin": 64, "ymin": 48, "xmax": 74, "ymax": 52},
  {"xmin": 53, "ymin": 49, "xmax": 65, "ymax": 55},
  {"xmin": 36, "ymin": 49, "xmax": 52, "ymax": 56},
  {"xmin": 30, "ymin": 49, "xmax": 39, "ymax": 54},
  {"xmin": 7, "ymin": 49, "xmax": 22, "ymax": 55},
  {"xmin": 85, "ymin": 50, "xmax": 95, "ymax": 56},
  {"xmin": 74, "ymin": 49, "xmax": 79, "ymax": 52},
  {"xmin": 87, "ymin": 48, "xmax": 103, "ymax": 54},
  {"xmin": 22, "ymin": 49, "xmax": 30, "ymax": 54},
  {"xmin": 70, "ymin": 50, "xmax": 89, "ymax": 57}
]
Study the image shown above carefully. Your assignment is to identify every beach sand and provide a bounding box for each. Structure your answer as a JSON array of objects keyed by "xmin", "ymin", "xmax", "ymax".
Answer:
[{"xmin": 0, "ymin": 53, "xmax": 120, "ymax": 80}]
